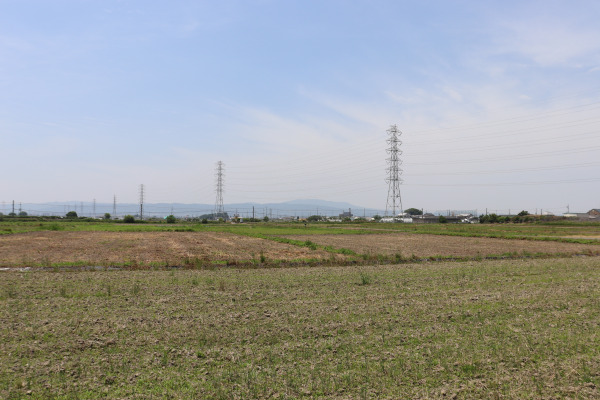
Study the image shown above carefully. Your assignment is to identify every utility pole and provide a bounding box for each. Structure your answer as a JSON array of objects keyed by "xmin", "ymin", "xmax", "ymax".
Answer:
[
  {"xmin": 214, "ymin": 161, "xmax": 225, "ymax": 220},
  {"xmin": 113, "ymin": 195, "xmax": 117, "ymax": 218},
  {"xmin": 12, "ymin": 200, "xmax": 15, "ymax": 215},
  {"xmin": 385, "ymin": 125, "xmax": 403, "ymax": 217},
  {"xmin": 93, "ymin": 198, "xmax": 96, "ymax": 218},
  {"xmin": 139, "ymin": 184, "xmax": 145, "ymax": 220}
]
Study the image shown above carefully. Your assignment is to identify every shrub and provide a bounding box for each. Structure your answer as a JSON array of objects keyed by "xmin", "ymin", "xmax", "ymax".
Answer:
[
  {"xmin": 123, "ymin": 215, "xmax": 135, "ymax": 223},
  {"xmin": 104, "ymin": 213, "xmax": 111, "ymax": 220},
  {"xmin": 166, "ymin": 215, "xmax": 176, "ymax": 223},
  {"xmin": 438, "ymin": 216, "xmax": 447, "ymax": 223},
  {"xmin": 66, "ymin": 211, "xmax": 78, "ymax": 218}
]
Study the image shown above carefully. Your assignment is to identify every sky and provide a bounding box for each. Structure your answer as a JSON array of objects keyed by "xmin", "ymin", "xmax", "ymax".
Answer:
[{"xmin": 1, "ymin": 0, "xmax": 599, "ymax": 214}]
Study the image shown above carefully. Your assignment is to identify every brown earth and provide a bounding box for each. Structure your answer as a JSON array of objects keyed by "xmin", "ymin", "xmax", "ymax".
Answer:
[
  {"xmin": 0, "ymin": 231, "xmax": 340, "ymax": 267},
  {"xmin": 284, "ymin": 233, "xmax": 600, "ymax": 258}
]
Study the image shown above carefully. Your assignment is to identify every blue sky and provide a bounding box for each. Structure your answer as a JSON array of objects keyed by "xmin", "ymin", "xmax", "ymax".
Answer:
[{"xmin": 1, "ymin": 0, "xmax": 599, "ymax": 214}]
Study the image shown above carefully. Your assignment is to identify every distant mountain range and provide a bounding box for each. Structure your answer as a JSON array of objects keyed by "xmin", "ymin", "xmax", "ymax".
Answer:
[{"xmin": 9, "ymin": 199, "xmax": 385, "ymax": 218}]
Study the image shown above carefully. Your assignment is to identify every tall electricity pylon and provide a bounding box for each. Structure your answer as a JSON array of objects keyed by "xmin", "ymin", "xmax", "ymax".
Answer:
[
  {"xmin": 214, "ymin": 161, "xmax": 225, "ymax": 219},
  {"xmin": 139, "ymin": 184, "xmax": 145, "ymax": 220},
  {"xmin": 385, "ymin": 125, "xmax": 403, "ymax": 217}
]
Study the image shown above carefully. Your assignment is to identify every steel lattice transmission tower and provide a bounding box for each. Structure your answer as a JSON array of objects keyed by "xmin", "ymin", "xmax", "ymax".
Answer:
[
  {"xmin": 139, "ymin": 184, "xmax": 145, "ymax": 220},
  {"xmin": 385, "ymin": 125, "xmax": 403, "ymax": 217},
  {"xmin": 214, "ymin": 161, "xmax": 225, "ymax": 219}
]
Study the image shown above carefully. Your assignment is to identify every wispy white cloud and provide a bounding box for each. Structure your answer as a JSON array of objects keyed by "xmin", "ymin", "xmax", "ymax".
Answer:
[{"xmin": 493, "ymin": 15, "xmax": 600, "ymax": 67}]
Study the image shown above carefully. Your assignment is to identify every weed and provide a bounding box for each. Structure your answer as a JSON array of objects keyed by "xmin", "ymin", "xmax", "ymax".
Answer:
[
  {"xmin": 304, "ymin": 240, "xmax": 318, "ymax": 250},
  {"xmin": 5, "ymin": 286, "xmax": 17, "ymax": 299},
  {"xmin": 59, "ymin": 285, "xmax": 68, "ymax": 298},
  {"xmin": 394, "ymin": 253, "xmax": 403, "ymax": 263},
  {"xmin": 47, "ymin": 223, "xmax": 64, "ymax": 231},
  {"xmin": 132, "ymin": 282, "xmax": 142, "ymax": 296},
  {"xmin": 359, "ymin": 272, "xmax": 372, "ymax": 285}
]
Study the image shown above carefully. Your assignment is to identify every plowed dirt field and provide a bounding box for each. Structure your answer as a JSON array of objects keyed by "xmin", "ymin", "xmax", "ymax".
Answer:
[
  {"xmin": 0, "ymin": 231, "xmax": 341, "ymax": 267},
  {"xmin": 285, "ymin": 233, "xmax": 600, "ymax": 258}
]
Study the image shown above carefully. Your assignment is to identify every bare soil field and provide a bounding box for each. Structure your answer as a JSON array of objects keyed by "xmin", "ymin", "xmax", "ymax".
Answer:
[
  {"xmin": 0, "ymin": 231, "xmax": 340, "ymax": 267},
  {"xmin": 285, "ymin": 233, "xmax": 600, "ymax": 258}
]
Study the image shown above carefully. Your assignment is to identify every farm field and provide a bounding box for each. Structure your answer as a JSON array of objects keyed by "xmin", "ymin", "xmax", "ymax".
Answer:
[
  {"xmin": 2, "ymin": 257, "xmax": 600, "ymax": 399},
  {"xmin": 0, "ymin": 231, "xmax": 345, "ymax": 268},
  {"xmin": 1, "ymin": 220, "xmax": 600, "ymax": 398},
  {"xmin": 0, "ymin": 220, "xmax": 599, "ymax": 268},
  {"xmin": 283, "ymin": 233, "xmax": 600, "ymax": 259},
  {"xmin": 350, "ymin": 223, "xmax": 600, "ymax": 243}
]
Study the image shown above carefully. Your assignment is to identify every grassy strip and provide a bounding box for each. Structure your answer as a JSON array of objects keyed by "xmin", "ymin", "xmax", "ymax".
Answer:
[{"xmin": 351, "ymin": 225, "xmax": 600, "ymax": 245}]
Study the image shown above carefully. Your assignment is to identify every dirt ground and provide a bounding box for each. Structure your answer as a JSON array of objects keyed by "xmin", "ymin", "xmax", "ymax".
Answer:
[
  {"xmin": 285, "ymin": 233, "xmax": 600, "ymax": 258},
  {"xmin": 0, "ymin": 231, "xmax": 338, "ymax": 267}
]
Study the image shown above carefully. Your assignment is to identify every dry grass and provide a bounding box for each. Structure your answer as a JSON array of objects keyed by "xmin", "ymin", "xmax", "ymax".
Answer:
[{"xmin": 2, "ymin": 257, "xmax": 600, "ymax": 398}]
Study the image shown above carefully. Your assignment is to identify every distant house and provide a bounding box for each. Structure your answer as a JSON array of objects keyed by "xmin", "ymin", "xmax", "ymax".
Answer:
[
  {"xmin": 339, "ymin": 208, "xmax": 353, "ymax": 219},
  {"xmin": 565, "ymin": 210, "xmax": 600, "ymax": 221}
]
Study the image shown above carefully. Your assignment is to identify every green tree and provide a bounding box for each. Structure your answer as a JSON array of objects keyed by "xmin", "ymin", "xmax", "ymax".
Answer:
[
  {"xmin": 373, "ymin": 215, "xmax": 382, "ymax": 221},
  {"xmin": 123, "ymin": 215, "xmax": 135, "ymax": 223},
  {"xmin": 518, "ymin": 210, "xmax": 530, "ymax": 216},
  {"xmin": 18, "ymin": 211, "xmax": 28, "ymax": 217},
  {"xmin": 405, "ymin": 208, "xmax": 423, "ymax": 216},
  {"xmin": 263, "ymin": 216, "xmax": 269, "ymax": 222},
  {"xmin": 307, "ymin": 215, "xmax": 322, "ymax": 222},
  {"xmin": 104, "ymin": 213, "xmax": 111, "ymax": 220},
  {"xmin": 166, "ymin": 215, "xmax": 176, "ymax": 223},
  {"xmin": 438, "ymin": 215, "xmax": 447, "ymax": 223},
  {"xmin": 66, "ymin": 211, "xmax": 78, "ymax": 218}
]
